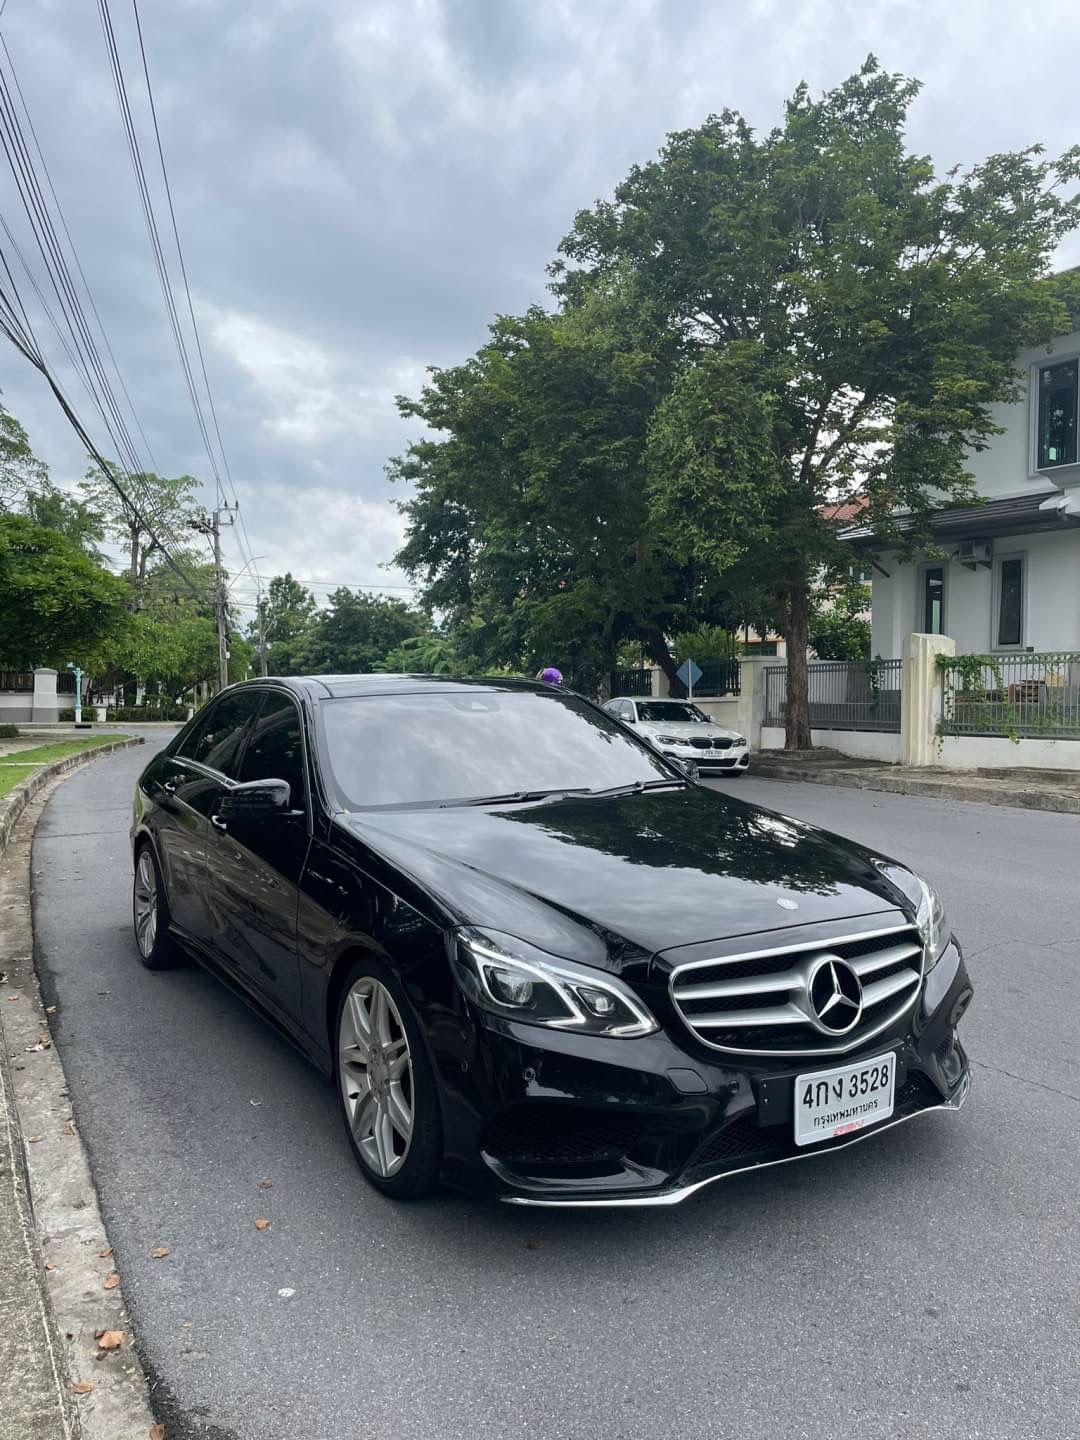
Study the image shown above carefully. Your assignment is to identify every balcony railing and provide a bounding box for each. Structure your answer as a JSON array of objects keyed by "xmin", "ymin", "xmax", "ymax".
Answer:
[{"xmin": 939, "ymin": 652, "xmax": 1080, "ymax": 740}]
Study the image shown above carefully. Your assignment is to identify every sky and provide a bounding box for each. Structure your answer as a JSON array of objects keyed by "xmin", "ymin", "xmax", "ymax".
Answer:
[{"xmin": 2, "ymin": 0, "xmax": 1079, "ymax": 621}]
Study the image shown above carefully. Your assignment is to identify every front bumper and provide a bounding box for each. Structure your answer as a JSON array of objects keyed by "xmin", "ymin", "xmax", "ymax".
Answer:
[
  {"xmin": 661, "ymin": 745, "xmax": 750, "ymax": 772},
  {"xmin": 434, "ymin": 939, "xmax": 972, "ymax": 1207}
]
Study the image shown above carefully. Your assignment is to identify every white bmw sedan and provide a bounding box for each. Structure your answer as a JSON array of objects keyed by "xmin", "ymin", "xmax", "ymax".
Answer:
[{"xmin": 603, "ymin": 697, "xmax": 750, "ymax": 775}]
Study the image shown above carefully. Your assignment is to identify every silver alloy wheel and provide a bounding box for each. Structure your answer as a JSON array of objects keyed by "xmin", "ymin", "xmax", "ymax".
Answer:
[
  {"xmin": 338, "ymin": 977, "xmax": 414, "ymax": 1178},
  {"xmin": 133, "ymin": 849, "xmax": 158, "ymax": 958}
]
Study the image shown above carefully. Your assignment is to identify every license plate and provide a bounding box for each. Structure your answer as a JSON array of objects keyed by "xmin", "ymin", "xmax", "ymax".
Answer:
[{"xmin": 794, "ymin": 1051, "xmax": 896, "ymax": 1147}]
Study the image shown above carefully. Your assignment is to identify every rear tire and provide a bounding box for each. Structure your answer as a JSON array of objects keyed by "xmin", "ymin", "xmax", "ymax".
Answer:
[
  {"xmin": 132, "ymin": 844, "xmax": 182, "ymax": 970},
  {"xmin": 334, "ymin": 957, "xmax": 443, "ymax": 1200}
]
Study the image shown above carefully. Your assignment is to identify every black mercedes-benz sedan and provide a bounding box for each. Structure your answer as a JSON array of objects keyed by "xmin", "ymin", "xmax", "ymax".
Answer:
[{"xmin": 130, "ymin": 675, "xmax": 972, "ymax": 1207}]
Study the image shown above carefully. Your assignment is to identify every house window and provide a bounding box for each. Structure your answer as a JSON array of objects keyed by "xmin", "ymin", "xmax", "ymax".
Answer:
[
  {"xmin": 923, "ymin": 567, "xmax": 945, "ymax": 634},
  {"xmin": 1036, "ymin": 359, "xmax": 1078, "ymax": 469},
  {"xmin": 996, "ymin": 556, "xmax": 1024, "ymax": 648}
]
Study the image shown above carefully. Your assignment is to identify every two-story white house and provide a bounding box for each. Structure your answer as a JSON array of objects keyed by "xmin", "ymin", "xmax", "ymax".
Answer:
[{"xmin": 843, "ymin": 320, "xmax": 1080, "ymax": 661}]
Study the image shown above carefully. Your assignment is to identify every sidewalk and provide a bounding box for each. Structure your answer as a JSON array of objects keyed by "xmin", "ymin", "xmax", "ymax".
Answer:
[
  {"xmin": 751, "ymin": 748, "xmax": 1080, "ymax": 813},
  {"xmin": 0, "ymin": 750, "xmax": 159, "ymax": 1440}
]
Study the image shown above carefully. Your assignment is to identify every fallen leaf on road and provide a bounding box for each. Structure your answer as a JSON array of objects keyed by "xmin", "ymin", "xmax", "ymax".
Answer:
[
  {"xmin": 99, "ymin": 1247, "xmax": 112, "ymax": 1258},
  {"xmin": 45, "ymin": 1262, "xmax": 56, "ymax": 1272},
  {"xmin": 27, "ymin": 1135, "xmax": 42, "ymax": 1144},
  {"xmin": 149, "ymin": 1424, "xmax": 166, "ymax": 1440},
  {"xmin": 6, "ymin": 995, "xmax": 17, "ymax": 1002},
  {"xmin": 525, "ymin": 1238, "xmax": 543, "ymax": 1250},
  {"xmin": 254, "ymin": 1217, "xmax": 271, "ymax": 1230},
  {"xmin": 62, "ymin": 1123, "xmax": 74, "ymax": 1136},
  {"xmin": 150, "ymin": 1247, "xmax": 170, "ymax": 1259},
  {"xmin": 25, "ymin": 1039, "xmax": 51, "ymax": 1051},
  {"xmin": 46, "ymin": 1005, "xmax": 56, "ymax": 1014},
  {"xmin": 249, "ymin": 1099, "xmax": 262, "ymax": 1107},
  {"xmin": 277, "ymin": 1288, "xmax": 295, "ymax": 1298},
  {"xmin": 103, "ymin": 1271, "xmax": 120, "ymax": 1290},
  {"xmin": 259, "ymin": 1178, "xmax": 273, "ymax": 1189},
  {"xmin": 97, "ymin": 1331, "xmax": 124, "ymax": 1351},
  {"xmin": 72, "ymin": 1381, "xmax": 94, "ymax": 1395}
]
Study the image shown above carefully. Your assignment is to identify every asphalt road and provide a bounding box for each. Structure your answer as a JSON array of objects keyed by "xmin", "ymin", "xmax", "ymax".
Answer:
[{"xmin": 32, "ymin": 742, "xmax": 1080, "ymax": 1440}]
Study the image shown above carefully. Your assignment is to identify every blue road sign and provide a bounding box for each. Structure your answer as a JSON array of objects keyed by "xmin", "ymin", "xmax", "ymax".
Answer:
[{"xmin": 676, "ymin": 659, "xmax": 702, "ymax": 690}]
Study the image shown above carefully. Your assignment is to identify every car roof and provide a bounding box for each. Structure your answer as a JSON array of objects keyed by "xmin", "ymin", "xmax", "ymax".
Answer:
[{"xmin": 219, "ymin": 674, "xmax": 558, "ymax": 701}]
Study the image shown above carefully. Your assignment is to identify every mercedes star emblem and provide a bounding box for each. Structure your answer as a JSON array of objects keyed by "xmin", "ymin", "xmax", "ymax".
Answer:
[{"xmin": 808, "ymin": 957, "xmax": 863, "ymax": 1034}]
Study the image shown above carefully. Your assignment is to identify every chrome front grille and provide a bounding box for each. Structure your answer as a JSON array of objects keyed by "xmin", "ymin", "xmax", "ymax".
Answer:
[{"xmin": 669, "ymin": 923, "xmax": 924, "ymax": 1057}]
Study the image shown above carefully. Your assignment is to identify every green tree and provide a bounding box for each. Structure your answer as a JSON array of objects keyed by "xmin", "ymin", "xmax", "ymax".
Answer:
[
  {"xmin": 23, "ymin": 481, "xmax": 106, "ymax": 559},
  {"xmin": 79, "ymin": 464, "xmax": 205, "ymax": 589},
  {"xmin": 0, "ymin": 512, "xmax": 128, "ymax": 669},
  {"xmin": 0, "ymin": 396, "xmax": 49, "ymax": 511},
  {"xmin": 554, "ymin": 57, "xmax": 1080, "ymax": 746},
  {"xmin": 808, "ymin": 581, "xmax": 872, "ymax": 661},
  {"xmin": 291, "ymin": 588, "xmax": 428, "ymax": 674},
  {"xmin": 391, "ymin": 294, "xmax": 734, "ymax": 694},
  {"xmin": 252, "ymin": 572, "xmax": 318, "ymax": 674}
]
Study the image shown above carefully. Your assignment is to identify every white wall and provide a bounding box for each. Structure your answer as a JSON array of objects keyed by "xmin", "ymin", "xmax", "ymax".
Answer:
[
  {"xmin": 760, "ymin": 726, "xmax": 903, "ymax": 762},
  {"xmin": 966, "ymin": 327, "xmax": 1080, "ymax": 500},
  {"xmin": 936, "ymin": 735, "xmax": 1080, "ymax": 771},
  {"xmin": 870, "ymin": 527, "xmax": 1080, "ymax": 657}
]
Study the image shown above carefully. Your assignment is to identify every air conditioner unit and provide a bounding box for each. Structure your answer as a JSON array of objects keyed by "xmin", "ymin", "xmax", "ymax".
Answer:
[{"xmin": 954, "ymin": 539, "xmax": 993, "ymax": 570}]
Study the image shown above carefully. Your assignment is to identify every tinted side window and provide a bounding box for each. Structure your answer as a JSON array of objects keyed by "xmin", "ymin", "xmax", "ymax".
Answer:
[
  {"xmin": 187, "ymin": 693, "xmax": 259, "ymax": 778},
  {"xmin": 239, "ymin": 693, "xmax": 307, "ymax": 808}
]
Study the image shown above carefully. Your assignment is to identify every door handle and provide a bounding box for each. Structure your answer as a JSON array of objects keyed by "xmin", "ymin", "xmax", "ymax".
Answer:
[
  {"xmin": 210, "ymin": 814, "xmax": 227, "ymax": 832},
  {"xmin": 162, "ymin": 780, "xmax": 178, "ymax": 795}
]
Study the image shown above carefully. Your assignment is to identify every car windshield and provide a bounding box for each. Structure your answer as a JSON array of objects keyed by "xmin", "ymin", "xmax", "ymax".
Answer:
[
  {"xmin": 636, "ymin": 701, "xmax": 711, "ymax": 724},
  {"xmin": 319, "ymin": 689, "xmax": 678, "ymax": 809}
]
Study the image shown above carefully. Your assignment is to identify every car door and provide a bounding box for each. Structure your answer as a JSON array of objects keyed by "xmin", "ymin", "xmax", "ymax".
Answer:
[
  {"xmin": 150, "ymin": 692, "xmax": 258, "ymax": 944},
  {"xmin": 203, "ymin": 690, "xmax": 312, "ymax": 1024}
]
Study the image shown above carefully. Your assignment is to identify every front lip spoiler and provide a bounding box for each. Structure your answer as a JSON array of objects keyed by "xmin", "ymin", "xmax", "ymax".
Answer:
[{"xmin": 501, "ymin": 1072, "xmax": 971, "ymax": 1209}]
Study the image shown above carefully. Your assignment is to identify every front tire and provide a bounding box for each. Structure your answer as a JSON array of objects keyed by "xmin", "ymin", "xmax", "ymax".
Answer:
[
  {"xmin": 335, "ymin": 958, "xmax": 442, "ymax": 1200},
  {"xmin": 132, "ymin": 844, "xmax": 181, "ymax": 970}
]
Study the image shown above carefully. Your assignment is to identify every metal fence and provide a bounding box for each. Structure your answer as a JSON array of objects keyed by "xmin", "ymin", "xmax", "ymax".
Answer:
[
  {"xmin": 764, "ymin": 660, "xmax": 903, "ymax": 733},
  {"xmin": 694, "ymin": 658, "xmax": 741, "ymax": 698},
  {"xmin": 611, "ymin": 667, "xmax": 653, "ymax": 697},
  {"xmin": 939, "ymin": 652, "xmax": 1080, "ymax": 740},
  {"xmin": 0, "ymin": 671, "xmax": 33, "ymax": 692}
]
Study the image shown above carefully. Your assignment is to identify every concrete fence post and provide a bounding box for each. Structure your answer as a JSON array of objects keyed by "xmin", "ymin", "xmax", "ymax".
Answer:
[
  {"xmin": 901, "ymin": 633, "xmax": 955, "ymax": 767},
  {"xmin": 733, "ymin": 656, "xmax": 782, "ymax": 751},
  {"xmin": 31, "ymin": 667, "xmax": 59, "ymax": 724}
]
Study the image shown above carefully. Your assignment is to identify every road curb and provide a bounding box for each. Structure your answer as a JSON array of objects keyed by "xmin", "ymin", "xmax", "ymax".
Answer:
[
  {"xmin": 0, "ymin": 737, "xmax": 144, "ymax": 862},
  {"xmin": 0, "ymin": 748, "xmax": 160, "ymax": 1438},
  {"xmin": 750, "ymin": 759, "xmax": 1080, "ymax": 813}
]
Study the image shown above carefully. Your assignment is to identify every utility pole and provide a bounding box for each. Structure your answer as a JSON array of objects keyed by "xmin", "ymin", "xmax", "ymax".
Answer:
[
  {"xmin": 191, "ymin": 503, "xmax": 235, "ymax": 693},
  {"xmin": 256, "ymin": 589, "xmax": 269, "ymax": 677}
]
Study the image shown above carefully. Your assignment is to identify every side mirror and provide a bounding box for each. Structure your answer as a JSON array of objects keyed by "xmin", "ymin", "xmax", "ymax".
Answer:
[
  {"xmin": 218, "ymin": 778, "xmax": 291, "ymax": 819},
  {"xmin": 673, "ymin": 758, "xmax": 699, "ymax": 783}
]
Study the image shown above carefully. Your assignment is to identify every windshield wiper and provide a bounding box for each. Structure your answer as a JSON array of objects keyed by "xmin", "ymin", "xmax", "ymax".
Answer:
[
  {"xmin": 439, "ymin": 787, "xmax": 594, "ymax": 808},
  {"xmin": 579, "ymin": 779, "xmax": 686, "ymax": 798}
]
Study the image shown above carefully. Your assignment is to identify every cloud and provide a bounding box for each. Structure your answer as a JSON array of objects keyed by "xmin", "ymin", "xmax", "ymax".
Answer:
[
  {"xmin": 206, "ymin": 307, "xmax": 425, "ymax": 446},
  {"xmin": 2, "ymin": 0, "xmax": 1079, "ymax": 597}
]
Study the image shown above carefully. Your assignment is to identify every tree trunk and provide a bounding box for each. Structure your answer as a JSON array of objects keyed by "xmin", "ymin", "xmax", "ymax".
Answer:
[
  {"xmin": 647, "ymin": 628, "xmax": 685, "ymax": 697},
  {"xmin": 780, "ymin": 581, "xmax": 812, "ymax": 751}
]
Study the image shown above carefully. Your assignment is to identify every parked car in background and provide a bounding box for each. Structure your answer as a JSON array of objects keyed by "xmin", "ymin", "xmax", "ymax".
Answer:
[
  {"xmin": 604, "ymin": 696, "xmax": 750, "ymax": 775},
  {"xmin": 130, "ymin": 675, "xmax": 972, "ymax": 1207}
]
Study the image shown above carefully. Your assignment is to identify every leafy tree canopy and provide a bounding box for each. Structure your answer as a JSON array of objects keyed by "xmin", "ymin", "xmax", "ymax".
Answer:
[
  {"xmin": 0, "ymin": 511, "xmax": 128, "ymax": 670},
  {"xmin": 808, "ymin": 581, "xmax": 872, "ymax": 661},
  {"xmin": 390, "ymin": 290, "xmax": 739, "ymax": 693},
  {"xmin": 288, "ymin": 588, "xmax": 429, "ymax": 675},
  {"xmin": 551, "ymin": 56, "xmax": 1080, "ymax": 742}
]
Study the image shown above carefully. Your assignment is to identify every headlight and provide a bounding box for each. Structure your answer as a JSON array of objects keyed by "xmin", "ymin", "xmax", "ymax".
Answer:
[
  {"xmin": 731, "ymin": 734, "xmax": 747, "ymax": 746},
  {"xmin": 655, "ymin": 734, "xmax": 682, "ymax": 745},
  {"xmin": 915, "ymin": 878, "xmax": 950, "ymax": 971},
  {"xmin": 451, "ymin": 928, "xmax": 657, "ymax": 1038}
]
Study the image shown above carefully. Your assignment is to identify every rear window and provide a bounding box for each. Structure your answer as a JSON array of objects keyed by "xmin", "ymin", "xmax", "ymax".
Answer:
[{"xmin": 318, "ymin": 689, "xmax": 673, "ymax": 809}]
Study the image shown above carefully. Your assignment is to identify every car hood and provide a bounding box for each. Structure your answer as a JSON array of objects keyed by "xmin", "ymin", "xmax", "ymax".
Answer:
[
  {"xmin": 637, "ymin": 721, "xmax": 741, "ymax": 740},
  {"xmin": 334, "ymin": 786, "xmax": 911, "ymax": 969}
]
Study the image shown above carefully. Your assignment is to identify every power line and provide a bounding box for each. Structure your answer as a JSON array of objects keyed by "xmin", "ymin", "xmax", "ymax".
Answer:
[
  {"xmin": 0, "ymin": 77, "xmax": 202, "ymax": 576},
  {"xmin": 96, "ymin": 0, "xmax": 222, "ymax": 502}
]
